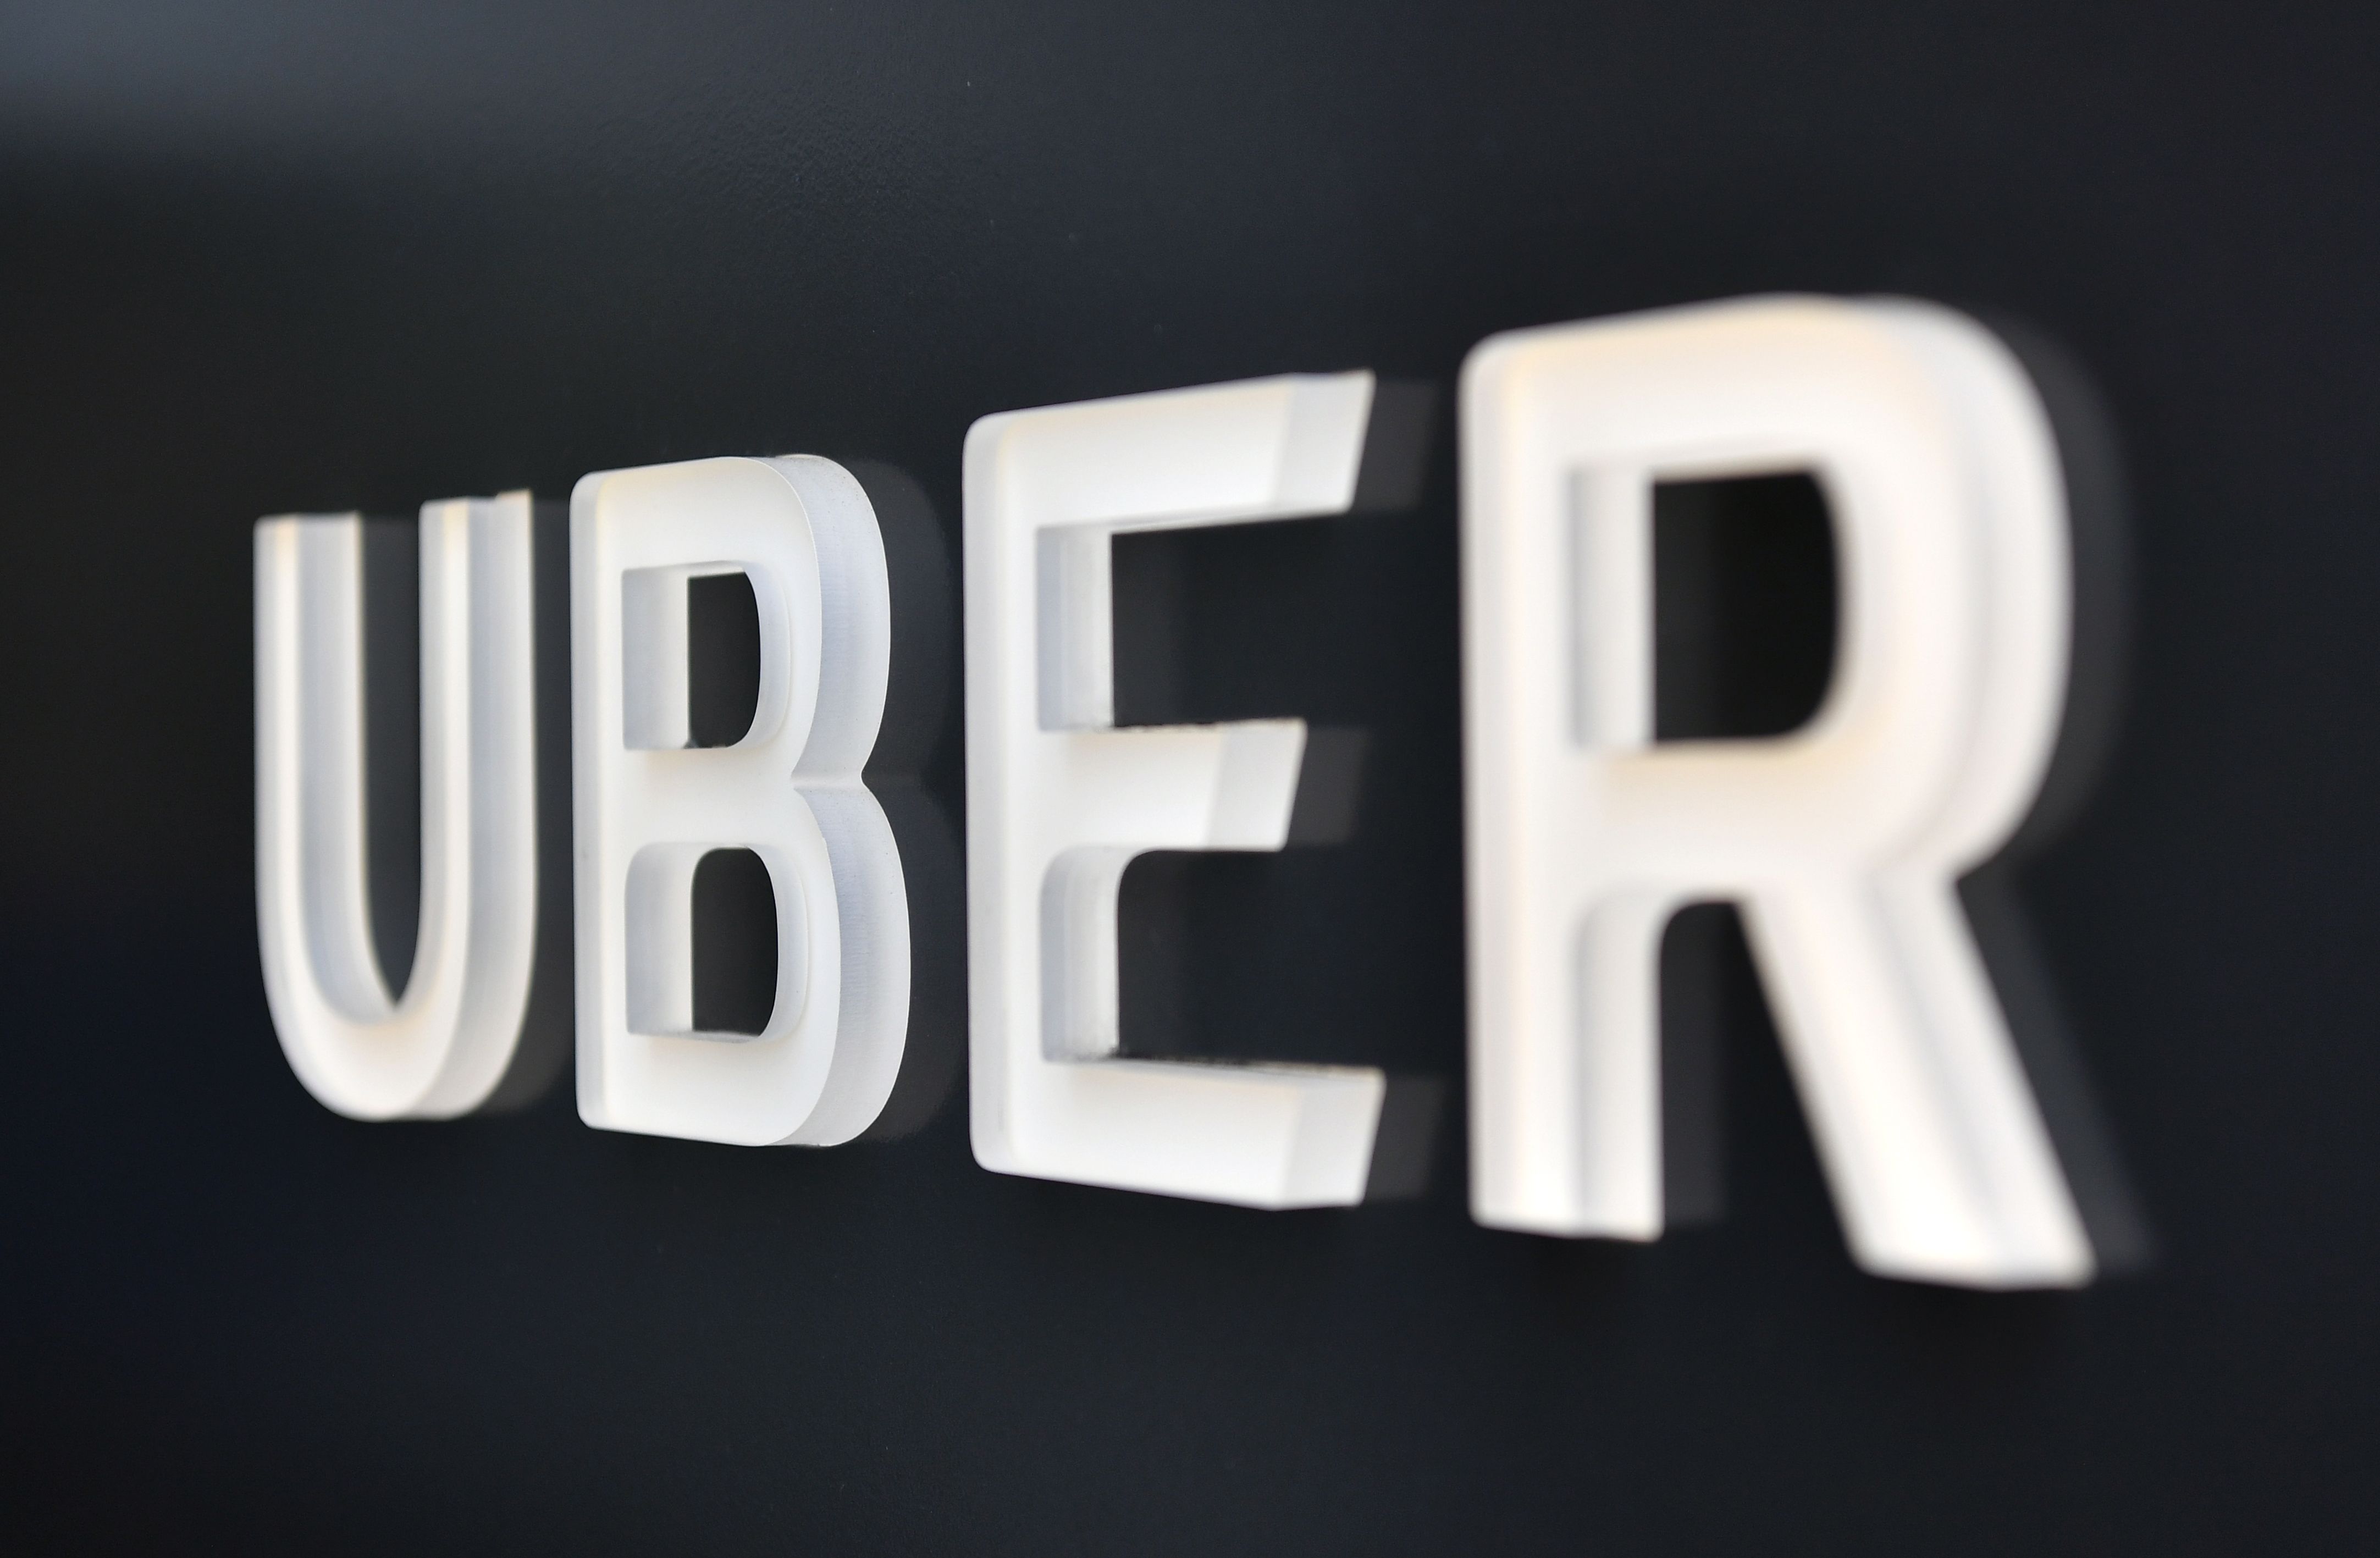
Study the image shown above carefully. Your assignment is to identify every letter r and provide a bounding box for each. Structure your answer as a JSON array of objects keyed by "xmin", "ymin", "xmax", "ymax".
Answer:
[{"xmin": 1460, "ymin": 297, "xmax": 2095, "ymax": 1288}]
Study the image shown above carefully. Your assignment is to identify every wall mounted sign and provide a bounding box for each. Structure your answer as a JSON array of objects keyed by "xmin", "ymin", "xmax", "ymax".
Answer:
[{"xmin": 254, "ymin": 294, "xmax": 2114, "ymax": 1290}]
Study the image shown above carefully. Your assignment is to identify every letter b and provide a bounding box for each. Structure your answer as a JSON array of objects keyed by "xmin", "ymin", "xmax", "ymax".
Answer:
[{"xmin": 572, "ymin": 456, "xmax": 909, "ymax": 1145}]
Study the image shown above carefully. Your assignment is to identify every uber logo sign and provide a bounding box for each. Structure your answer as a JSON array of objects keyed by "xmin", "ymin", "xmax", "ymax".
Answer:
[{"xmin": 255, "ymin": 294, "xmax": 2123, "ymax": 1290}]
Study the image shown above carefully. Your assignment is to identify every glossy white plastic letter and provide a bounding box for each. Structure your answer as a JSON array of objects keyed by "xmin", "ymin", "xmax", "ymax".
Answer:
[
  {"xmin": 1461, "ymin": 296, "xmax": 2094, "ymax": 1287},
  {"xmin": 256, "ymin": 495, "xmax": 538, "ymax": 1118},
  {"xmin": 965, "ymin": 374, "xmax": 1387, "ymax": 1207},
  {"xmin": 572, "ymin": 456, "xmax": 909, "ymax": 1146}
]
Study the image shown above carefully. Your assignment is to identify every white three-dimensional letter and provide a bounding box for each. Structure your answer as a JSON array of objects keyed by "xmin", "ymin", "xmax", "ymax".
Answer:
[
  {"xmin": 1461, "ymin": 297, "xmax": 2094, "ymax": 1287},
  {"xmin": 256, "ymin": 495, "xmax": 538, "ymax": 1118},
  {"xmin": 572, "ymin": 456, "xmax": 909, "ymax": 1145},
  {"xmin": 964, "ymin": 374, "xmax": 1388, "ymax": 1207}
]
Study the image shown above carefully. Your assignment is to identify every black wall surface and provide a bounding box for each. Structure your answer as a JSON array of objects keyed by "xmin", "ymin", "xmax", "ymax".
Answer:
[{"xmin": 3, "ymin": 4, "xmax": 2373, "ymax": 1552}]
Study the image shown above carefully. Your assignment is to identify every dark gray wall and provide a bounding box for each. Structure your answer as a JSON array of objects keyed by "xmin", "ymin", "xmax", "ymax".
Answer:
[{"xmin": 1, "ymin": 4, "xmax": 2370, "ymax": 1551}]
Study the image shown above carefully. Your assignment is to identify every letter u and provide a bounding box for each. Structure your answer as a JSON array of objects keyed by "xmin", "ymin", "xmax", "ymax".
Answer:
[{"xmin": 255, "ymin": 495, "xmax": 538, "ymax": 1117}]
